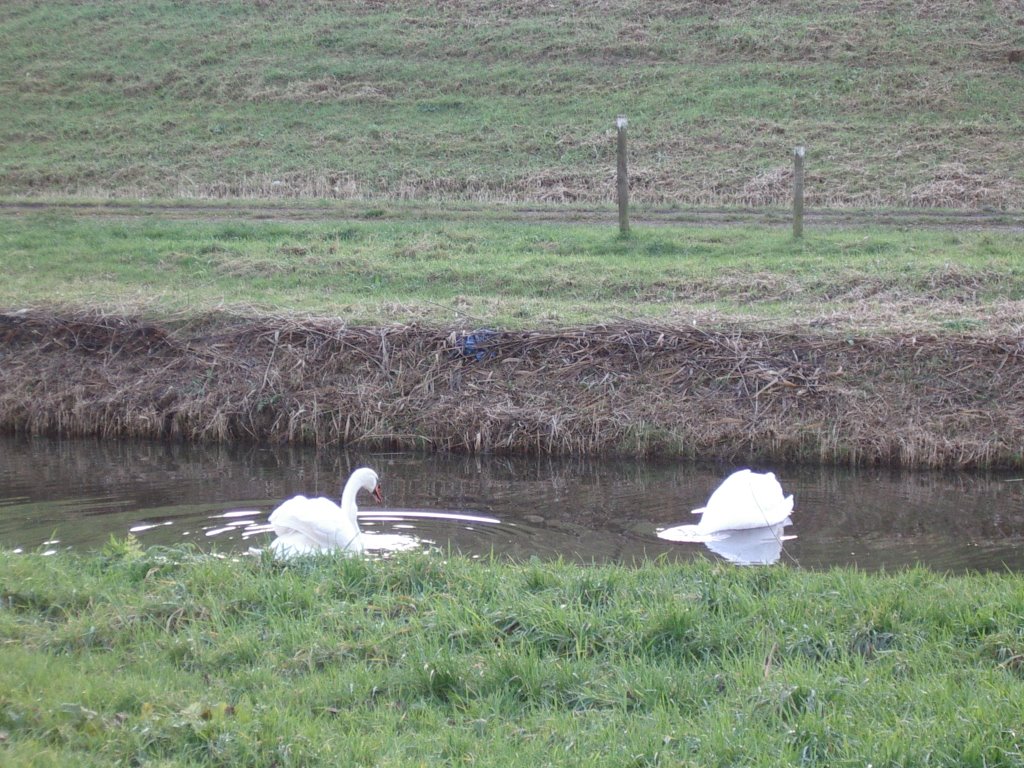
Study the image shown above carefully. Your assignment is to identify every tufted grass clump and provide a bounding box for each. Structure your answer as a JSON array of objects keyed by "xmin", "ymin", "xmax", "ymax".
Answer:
[{"xmin": 3, "ymin": 545, "xmax": 1024, "ymax": 765}]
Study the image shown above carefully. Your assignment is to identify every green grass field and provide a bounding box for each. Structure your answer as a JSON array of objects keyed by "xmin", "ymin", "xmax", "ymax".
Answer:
[
  {"xmin": 2, "ymin": 0, "xmax": 1022, "ymax": 207},
  {"xmin": 4, "ymin": 545, "xmax": 1024, "ymax": 766}
]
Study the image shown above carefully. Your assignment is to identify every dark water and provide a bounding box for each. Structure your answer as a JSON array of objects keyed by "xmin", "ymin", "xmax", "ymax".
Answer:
[{"xmin": 2, "ymin": 435, "xmax": 1024, "ymax": 572}]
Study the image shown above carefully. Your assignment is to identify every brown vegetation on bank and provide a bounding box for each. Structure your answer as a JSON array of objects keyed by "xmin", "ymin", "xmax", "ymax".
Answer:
[{"xmin": 1, "ymin": 310, "xmax": 1022, "ymax": 469}]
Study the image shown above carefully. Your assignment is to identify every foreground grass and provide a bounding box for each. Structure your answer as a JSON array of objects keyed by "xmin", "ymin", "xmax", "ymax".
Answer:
[
  {"xmin": 1, "ymin": 0, "xmax": 1022, "ymax": 206},
  {"xmin": 3, "ymin": 544, "xmax": 1024, "ymax": 766},
  {"xmin": 4, "ymin": 209, "xmax": 1024, "ymax": 331}
]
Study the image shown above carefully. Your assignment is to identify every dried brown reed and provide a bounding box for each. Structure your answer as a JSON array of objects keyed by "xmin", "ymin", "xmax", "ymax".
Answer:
[
  {"xmin": 160, "ymin": 163, "xmax": 1024, "ymax": 210},
  {"xmin": 909, "ymin": 163, "xmax": 1019, "ymax": 209},
  {"xmin": 2, "ymin": 310, "xmax": 1022, "ymax": 469}
]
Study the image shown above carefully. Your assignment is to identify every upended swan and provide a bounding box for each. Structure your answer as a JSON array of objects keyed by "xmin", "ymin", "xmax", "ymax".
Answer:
[
  {"xmin": 269, "ymin": 467, "xmax": 383, "ymax": 557},
  {"xmin": 658, "ymin": 469, "xmax": 794, "ymax": 542},
  {"xmin": 691, "ymin": 469, "xmax": 794, "ymax": 533}
]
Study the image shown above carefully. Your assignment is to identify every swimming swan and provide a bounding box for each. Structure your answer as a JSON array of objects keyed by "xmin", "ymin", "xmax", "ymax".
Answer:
[
  {"xmin": 269, "ymin": 467, "xmax": 383, "ymax": 557},
  {"xmin": 692, "ymin": 469, "xmax": 793, "ymax": 533}
]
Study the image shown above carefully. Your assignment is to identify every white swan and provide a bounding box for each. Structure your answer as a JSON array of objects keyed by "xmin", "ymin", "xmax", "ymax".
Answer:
[
  {"xmin": 269, "ymin": 467, "xmax": 383, "ymax": 557},
  {"xmin": 692, "ymin": 469, "xmax": 793, "ymax": 533},
  {"xmin": 658, "ymin": 469, "xmax": 794, "ymax": 542}
]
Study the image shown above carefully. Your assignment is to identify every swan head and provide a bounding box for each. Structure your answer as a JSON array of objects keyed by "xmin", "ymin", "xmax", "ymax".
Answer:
[{"xmin": 344, "ymin": 467, "xmax": 383, "ymax": 506}]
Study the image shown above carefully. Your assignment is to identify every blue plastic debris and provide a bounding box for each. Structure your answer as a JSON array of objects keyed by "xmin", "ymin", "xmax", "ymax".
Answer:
[{"xmin": 457, "ymin": 329, "xmax": 497, "ymax": 361}]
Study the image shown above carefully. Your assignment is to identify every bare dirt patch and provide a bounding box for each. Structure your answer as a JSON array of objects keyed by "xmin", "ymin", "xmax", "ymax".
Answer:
[{"xmin": 1, "ymin": 200, "xmax": 1022, "ymax": 232}]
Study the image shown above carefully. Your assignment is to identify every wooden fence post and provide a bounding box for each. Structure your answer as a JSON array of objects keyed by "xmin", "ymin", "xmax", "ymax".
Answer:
[
  {"xmin": 616, "ymin": 115, "xmax": 629, "ymax": 236},
  {"xmin": 793, "ymin": 146, "xmax": 805, "ymax": 239}
]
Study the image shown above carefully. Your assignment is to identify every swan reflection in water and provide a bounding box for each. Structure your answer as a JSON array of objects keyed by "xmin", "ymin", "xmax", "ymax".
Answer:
[
  {"xmin": 657, "ymin": 469, "xmax": 797, "ymax": 565},
  {"xmin": 705, "ymin": 522, "xmax": 795, "ymax": 565},
  {"xmin": 657, "ymin": 518, "xmax": 796, "ymax": 565},
  {"xmin": 231, "ymin": 508, "xmax": 501, "ymax": 558}
]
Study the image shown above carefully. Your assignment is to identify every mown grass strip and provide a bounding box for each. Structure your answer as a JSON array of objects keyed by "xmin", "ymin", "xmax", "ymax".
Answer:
[{"xmin": 3, "ymin": 211, "xmax": 1024, "ymax": 331}]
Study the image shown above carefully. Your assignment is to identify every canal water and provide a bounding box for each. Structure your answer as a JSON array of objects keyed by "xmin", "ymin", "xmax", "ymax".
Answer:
[{"xmin": 2, "ymin": 435, "xmax": 1023, "ymax": 573}]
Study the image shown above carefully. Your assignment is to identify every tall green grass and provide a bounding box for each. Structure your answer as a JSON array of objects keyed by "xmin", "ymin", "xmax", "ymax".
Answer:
[
  {"xmin": 3, "ymin": 544, "xmax": 1024, "ymax": 765},
  {"xmin": 1, "ymin": 0, "xmax": 1022, "ymax": 206}
]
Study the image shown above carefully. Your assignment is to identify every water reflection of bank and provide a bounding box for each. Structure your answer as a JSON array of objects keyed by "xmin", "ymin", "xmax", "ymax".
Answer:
[{"xmin": 2, "ymin": 435, "xmax": 1024, "ymax": 572}]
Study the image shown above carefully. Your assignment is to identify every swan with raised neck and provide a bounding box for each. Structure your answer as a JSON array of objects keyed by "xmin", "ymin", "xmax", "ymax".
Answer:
[{"xmin": 269, "ymin": 467, "xmax": 383, "ymax": 557}]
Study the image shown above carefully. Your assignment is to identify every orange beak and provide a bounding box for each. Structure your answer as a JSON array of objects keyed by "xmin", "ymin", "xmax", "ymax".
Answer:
[{"xmin": 372, "ymin": 484, "xmax": 384, "ymax": 505}]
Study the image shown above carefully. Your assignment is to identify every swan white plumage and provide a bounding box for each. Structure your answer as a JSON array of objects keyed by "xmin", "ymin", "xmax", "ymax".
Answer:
[
  {"xmin": 269, "ymin": 467, "xmax": 383, "ymax": 557},
  {"xmin": 657, "ymin": 469, "xmax": 794, "ymax": 544},
  {"xmin": 692, "ymin": 469, "xmax": 793, "ymax": 533}
]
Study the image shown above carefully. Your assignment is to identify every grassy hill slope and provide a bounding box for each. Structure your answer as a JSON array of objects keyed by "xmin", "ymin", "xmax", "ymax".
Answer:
[{"xmin": 2, "ymin": 0, "xmax": 1022, "ymax": 207}]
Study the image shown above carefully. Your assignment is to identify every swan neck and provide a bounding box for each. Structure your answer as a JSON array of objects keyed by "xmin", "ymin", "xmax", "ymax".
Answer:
[
  {"xmin": 340, "ymin": 473, "xmax": 366, "ymax": 524},
  {"xmin": 340, "ymin": 484, "xmax": 359, "ymax": 520}
]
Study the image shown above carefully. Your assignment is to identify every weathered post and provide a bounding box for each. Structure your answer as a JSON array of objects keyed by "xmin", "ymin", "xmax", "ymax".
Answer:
[
  {"xmin": 616, "ymin": 115, "xmax": 629, "ymax": 236},
  {"xmin": 792, "ymin": 145, "xmax": 805, "ymax": 239}
]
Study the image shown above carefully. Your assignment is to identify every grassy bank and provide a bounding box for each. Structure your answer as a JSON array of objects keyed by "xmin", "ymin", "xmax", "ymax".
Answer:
[
  {"xmin": 3, "ymin": 545, "xmax": 1024, "ymax": 766},
  {"xmin": 3, "ymin": 213, "xmax": 1024, "ymax": 467},
  {"xmin": 3, "ymin": 0, "xmax": 1024, "ymax": 467},
  {"xmin": 2, "ymin": 0, "xmax": 1022, "ymax": 207}
]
